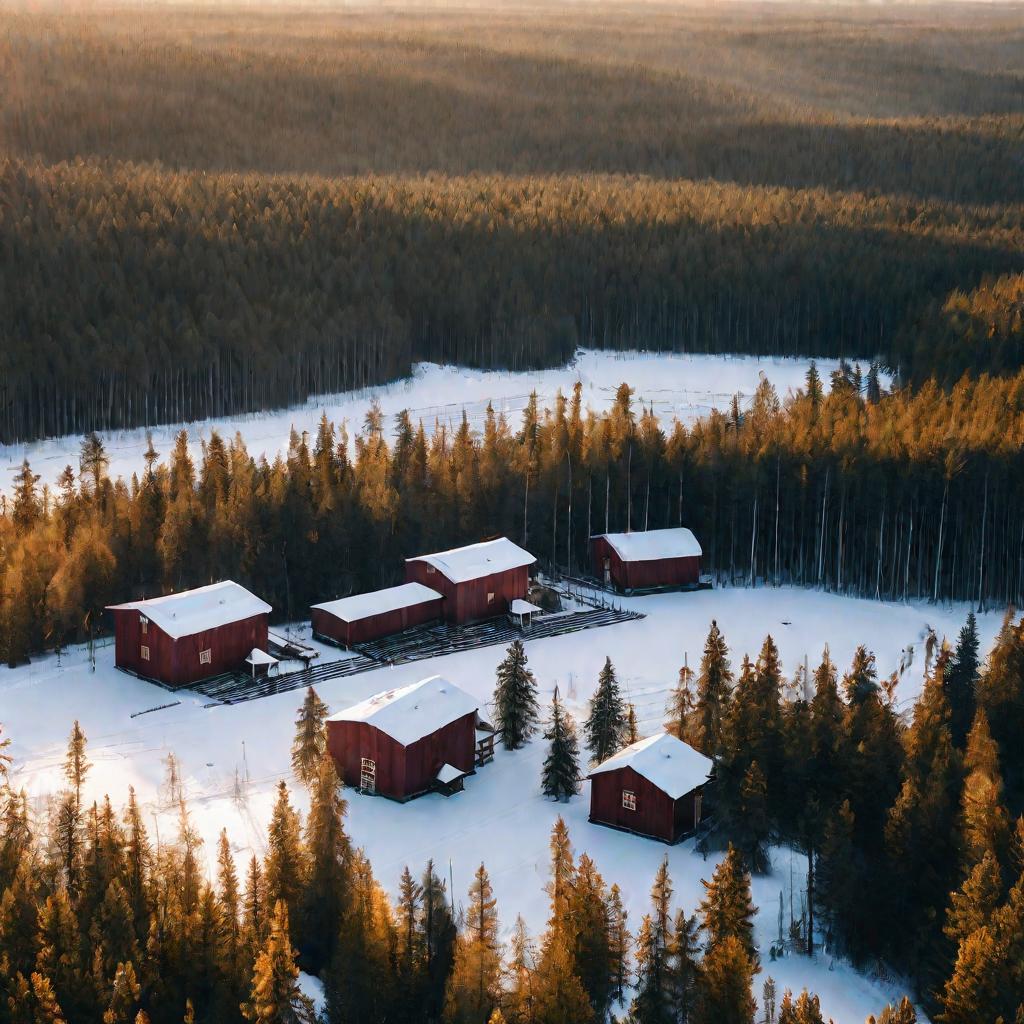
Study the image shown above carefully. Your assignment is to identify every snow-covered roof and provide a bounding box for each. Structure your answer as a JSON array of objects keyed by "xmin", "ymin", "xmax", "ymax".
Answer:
[
  {"xmin": 328, "ymin": 675, "xmax": 479, "ymax": 747},
  {"xmin": 107, "ymin": 581, "xmax": 271, "ymax": 641},
  {"xmin": 510, "ymin": 599, "xmax": 542, "ymax": 615},
  {"xmin": 311, "ymin": 583, "xmax": 442, "ymax": 623},
  {"xmin": 245, "ymin": 648, "xmax": 278, "ymax": 666},
  {"xmin": 595, "ymin": 528, "xmax": 702, "ymax": 562},
  {"xmin": 407, "ymin": 538, "xmax": 535, "ymax": 584},
  {"xmin": 436, "ymin": 763, "xmax": 467, "ymax": 785},
  {"xmin": 589, "ymin": 732, "xmax": 713, "ymax": 799}
]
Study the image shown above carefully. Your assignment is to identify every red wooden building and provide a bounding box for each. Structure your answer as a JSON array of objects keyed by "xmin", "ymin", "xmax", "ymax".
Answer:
[
  {"xmin": 311, "ymin": 583, "xmax": 443, "ymax": 646},
  {"xmin": 588, "ymin": 731, "xmax": 713, "ymax": 843},
  {"xmin": 405, "ymin": 538, "xmax": 536, "ymax": 624},
  {"xmin": 326, "ymin": 675, "xmax": 481, "ymax": 801},
  {"xmin": 107, "ymin": 581, "xmax": 271, "ymax": 688},
  {"xmin": 591, "ymin": 528, "xmax": 702, "ymax": 592}
]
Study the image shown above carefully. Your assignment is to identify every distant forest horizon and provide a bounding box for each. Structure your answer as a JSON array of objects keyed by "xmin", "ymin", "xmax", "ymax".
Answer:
[{"xmin": 1, "ymin": 0, "xmax": 1023, "ymax": 443}]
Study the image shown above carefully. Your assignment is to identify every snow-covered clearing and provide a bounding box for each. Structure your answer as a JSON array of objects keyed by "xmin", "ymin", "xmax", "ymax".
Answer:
[
  {"xmin": 0, "ymin": 585, "xmax": 1000, "ymax": 1022},
  {"xmin": 0, "ymin": 350, "xmax": 858, "ymax": 495}
]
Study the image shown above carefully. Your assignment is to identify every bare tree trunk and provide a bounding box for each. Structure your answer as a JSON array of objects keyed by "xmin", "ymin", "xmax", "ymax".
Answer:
[
  {"xmin": 977, "ymin": 471, "xmax": 989, "ymax": 611},
  {"xmin": 933, "ymin": 480, "xmax": 948, "ymax": 603}
]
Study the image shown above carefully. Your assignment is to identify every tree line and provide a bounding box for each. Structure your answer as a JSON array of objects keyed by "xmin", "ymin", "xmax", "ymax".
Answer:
[
  {"xmin": 2, "ymin": 158, "xmax": 1024, "ymax": 443},
  {"xmin": 4, "ymin": 362, "xmax": 1024, "ymax": 664}
]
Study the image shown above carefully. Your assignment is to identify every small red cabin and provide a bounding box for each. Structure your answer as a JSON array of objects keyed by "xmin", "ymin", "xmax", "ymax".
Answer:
[
  {"xmin": 588, "ymin": 732, "xmax": 713, "ymax": 843},
  {"xmin": 326, "ymin": 675, "xmax": 480, "ymax": 801},
  {"xmin": 405, "ymin": 538, "xmax": 535, "ymax": 624},
  {"xmin": 107, "ymin": 581, "xmax": 271, "ymax": 688},
  {"xmin": 311, "ymin": 583, "xmax": 443, "ymax": 646},
  {"xmin": 591, "ymin": 528, "xmax": 702, "ymax": 592}
]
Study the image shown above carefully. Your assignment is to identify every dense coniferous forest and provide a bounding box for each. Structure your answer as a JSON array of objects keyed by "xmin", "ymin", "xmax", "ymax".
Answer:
[
  {"xmin": 2, "ymin": 364, "xmax": 1024, "ymax": 663},
  {"xmin": 1, "ymin": 2, "xmax": 1023, "ymax": 441}
]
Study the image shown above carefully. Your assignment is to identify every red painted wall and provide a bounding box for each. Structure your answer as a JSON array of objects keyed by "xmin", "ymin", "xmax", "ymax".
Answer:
[
  {"xmin": 311, "ymin": 595, "xmax": 443, "ymax": 646},
  {"xmin": 111, "ymin": 608, "xmax": 268, "ymax": 687},
  {"xmin": 590, "ymin": 537, "xmax": 700, "ymax": 591},
  {"xmin": 405, "ymin": 562, "xmax": 530, "ymax": 624},
  {"xmin": 589, "ymin": 765, "xmax": 704, "ymax": 843},
  {"xmin": 326, "ymin": 712, "xmax": 476, "ymax": 800}
]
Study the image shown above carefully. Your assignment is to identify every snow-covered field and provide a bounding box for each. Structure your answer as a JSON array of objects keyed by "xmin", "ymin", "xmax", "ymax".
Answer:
[
  {"xmin": 0, "ymin": 350, "xmax": 858, "ymax": 495},
  {"xmin": 1, "ymin": 585, "xmax": 1000, "ymax": 1023}
]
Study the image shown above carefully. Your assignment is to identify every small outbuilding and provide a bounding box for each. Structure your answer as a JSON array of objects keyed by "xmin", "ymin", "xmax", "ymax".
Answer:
[
  {"xmin": 590, "ymin": 527, "xmax": 702, "ymax": 592},
  {"xmin": 311, "ymin": 583, "xmax": 443, "ymax": 647},
  {"xmin": 405, "ymin": 538, "xmax": 536, "ymax": 624},
  {"xmin": 107, "ymin": 581, "xmax": 271, "ymax": 688},
  {"xmin": 588, "ymin": 732, "xmax": 713, "ymax": 843},
  {"xmin": 326, "ymin": 675, "xmax": 481, "ymax": 801}
]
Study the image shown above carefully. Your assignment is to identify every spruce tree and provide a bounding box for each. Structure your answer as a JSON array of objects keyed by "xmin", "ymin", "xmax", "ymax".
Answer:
[
  {"xmin": 298, "ymin": 757, "xmax": 351, "ymax": 974},
  {"xmin": 960, "ymin": 709, "xmax": 1010, "ymax": 869},
  {"xmin": 607, "ymin": 883, "xmax": 631, "ymax": 1007},
  {"xmin": 64, "ymin": 721, "xmax": 90, "ymax": 811},
  {"xmin": 492, "ymin": 641, "xmax": 540, "ymax": 750},
  {"xmin": 666, "ymin": 659, "xmax": 695, "ymax": 740},
  {"xmin": 290, "ymin": 688, "xmax": 329, "ymax": 789},
  {"xmin": 541, "ymin": 690, "xmax": 580, "ymax": 801},
  {"xmin": 690, "ymin": 621, "xmax": 733, "ymax": 758},
  {"xmin": 872, "ymin": 997, "xmax": 917, "ymax": 1023},
  {"xmin": 946, "ymin": 613, "xmax": 979, "ymax": 749},
  {"xmin": 569, "ymin": 854, "xmax": 612, "ymax": 1022},
  {"xmin": 698, "ymin": 845, "xmax": 758, "ymax": 967},
  {"xmin": 693, "ymin": 935, "xmax": 756, "ymax": 1024},
  {"xmin": 584, "ymin": 657, "xmax": 627, "ymax": 764},
  {"xmin": 667, "ymin": 910, "xmax": 700, "ymax": 1023},
  {"xmin": 263, "ymin": 783, "xmax": 305, "ymax": 930},
  {"xmin": 777, "ymin": 989, "xmax": 826, "ymax": 1024},
  {"xmin": 443, "ymin": 864, "xmax": 501, "ymax": 1024},
  {"xmin": 420, "ymin": 860, "xmax": 457, "ymax": 1023},
  {"xmin": 243, "ymin": 901, "xmax": 316, "ymax": 1024},
  {"xmin": 626, "ymin": 704, "xmax": 640, "ymax": 745},
  {"xmin": 629, "ymin": 859, "xmax": 675, "ymax": 1024}
]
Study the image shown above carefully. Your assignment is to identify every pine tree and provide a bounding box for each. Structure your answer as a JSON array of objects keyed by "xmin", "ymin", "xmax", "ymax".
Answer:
[
  {"xmin": 960, "ymin": 709, "xmax": 1010, "ymax": 869},
  {"xmin": 667, "ymin": 910, "xmax": 701, "ymax": 1023},
  {"xmin": 946, "ymin": 613, "xmax": 980, "ymax": 749},
  {"xmin": 64, "ymin": 721, "xmax": 90, "ymax": 811},
  {"xmin": 569, "ymin": 854, "xmax": 612, "ymax": 1021},
  {"xmin": 443, "ymin": 864, "xmax": 501, "ymax": 1024},
  {"xmin": 698, "ymin": 846, "xmax": 758, "ymax": 967},
  {"xmin": 492, "ymin": 641, "xmax": 540, "ymax": 750},
  {"xmin": 291, "ymin": 688, "xmax": 329, "ymax": 789},
  {"xmin": 263, "ymin": 783, "xmax": 305, "ymax": 929},
  {"xmin": 626, "ymin": 704, "xmax": 640, "ymax": 745},
  {"xmin": 530, "ymin": 938, "xmax": 594, "ymax": 1024},
  {"xmin": 871, "ymin": 997, "xmax": 917, "ymax": 1023},
  {"xmin": 777, "ymin": 989, "xmax": 826, "ymax": 1024},
  {"xmin": 243, "ymin": 901, "xmax": 316, "ymax": 1024},
  {"xmin": 394, "ymin": 866, "xmax": 424, "ymax": 1024},
  {"xmin": 607, "ymin": 883, "xmax": 631, "ymax": 1007},
  {"xmin": 944, "ymin": 850, "xmax": 1002, "ymax": 952},
  {"xmin": 666, "ymin": 659, "xmax": 695, "ymax": 740},
  {"xmin": 420, "ymin": 860, "xmax": 457, "ymax": 1023},
  {"xmin": 30, "ymin": 972, "xmax": 65, "ymax": 1024},
  {"xmin": 693, "ymin": 935, "xmax": 756, "ymax": 1024},
  {"xmin": 689, "ymin": 621, "xmax": 733, "ymax": 758},
  {"xmin": 629, "ymin": 859, "xmax": 675, "ymax": 1024},
  {"xmin": 541, "ymin": 690, "xmax": 580, "ymax": 801},
  {"xmin": 584, "ymin": 657, "xmax": 626, "ymax": 764},
  {"xmin": 103, "ymin": 961, "xmax": 140, "ymax": 1024},
  {"xmin": 298, "ymin": 756, "xmax": 351, "ymax": 974}
]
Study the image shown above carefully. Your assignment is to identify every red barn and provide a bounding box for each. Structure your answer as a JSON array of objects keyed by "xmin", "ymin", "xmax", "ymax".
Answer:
[
  {"xmin": 311, "ymin": 583, "xmax": 443, "ymax": 646},
  {"xmin": 326, "ymin": 675, "xmax": 480, "ymax": 801},
  {"xmin": 588, "ymin": 732, "xmax": 713, "ymax": 843},
  {"xmin": 107, "ymin": 581, "xmax": 271, "ymax": 688},
  {"xmin": 591, "ymin": 528, "xmax": 702, "ymax": 592},
  {"xmin": 405, "ymin": 538, "xmax": 535, "ymax": 624}
]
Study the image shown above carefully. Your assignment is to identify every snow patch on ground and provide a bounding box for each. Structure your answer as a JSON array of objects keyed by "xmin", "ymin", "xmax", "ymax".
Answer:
[
  {"xmin": 0, "ymin": 350, "xmax": 857, "ymax": 495},
  {"xmin": 0, "ymin": 585, "xmax": 985, "ymax": 1023}
]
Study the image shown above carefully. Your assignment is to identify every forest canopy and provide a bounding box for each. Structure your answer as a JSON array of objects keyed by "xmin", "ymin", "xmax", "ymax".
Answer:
[{"xmin": 1, "ymin": 1, "xmax": 1023, "ymax": 442}]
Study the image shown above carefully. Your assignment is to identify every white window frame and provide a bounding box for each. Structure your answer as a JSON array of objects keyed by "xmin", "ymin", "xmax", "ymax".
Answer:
[
  {"xmin": 622, "ymin": 790, "xmax": 636, "ymax": 811},
  {"xmin": 360, "ymin": 758, "xmax": 376, "ymax": 793},
  {"xmin": 199, "ymin": 648, "xmax": 212, "ymax": 666},
  {"xmin": 140, "ymin": 645, "xmax": 150, "ymax": 662},
  {"xmin": 140, "ymin": 615, "xmax": 148, "ymax": 635},
  {"xmin": 487, "ymin": 592, "xmax": 495, "ymax": 604}
]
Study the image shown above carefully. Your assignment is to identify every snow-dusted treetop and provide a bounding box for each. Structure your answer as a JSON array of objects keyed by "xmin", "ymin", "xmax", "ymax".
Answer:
[
  {"xmin": 589, "ymin": 731, "xmax": 713, "ymax": 799},
  {"xmin": 594, "ymin": 527, "xmax": 702, "ymax": 562},
  {"xmin": 328, "ymin": 675, "xmax": 479, "ymax": 747},
  {"xmin": 406, "ymin": 537, "xmax": 536, "ymax": 584},
  {"xmin": 312, "ymin": 583, "xmax": 442, "ymax": 623},
  {"xmin": 107, "ymin": 580, "xmax": 272, "ymax": 640}
]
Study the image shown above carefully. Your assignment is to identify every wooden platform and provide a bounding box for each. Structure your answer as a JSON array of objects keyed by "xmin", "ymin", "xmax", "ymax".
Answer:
[{"xmin": 188, "ymin": 606, "xmax": 643, "ymax": 705}]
